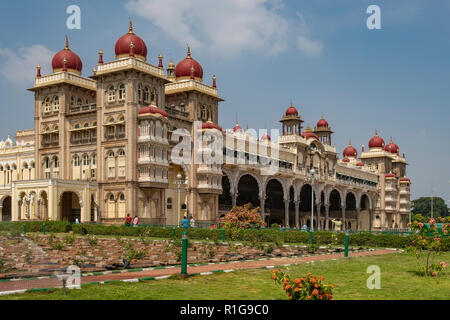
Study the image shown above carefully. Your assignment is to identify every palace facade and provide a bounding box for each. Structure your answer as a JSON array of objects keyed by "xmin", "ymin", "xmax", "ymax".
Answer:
[{"xmin": 0, "ymin": 21, "xmax": 411, "ymax": 230}]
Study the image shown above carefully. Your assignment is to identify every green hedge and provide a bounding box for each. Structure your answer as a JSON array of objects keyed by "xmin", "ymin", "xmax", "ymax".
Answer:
[{"xmin": 1, "ymin": 221, "xmax": 448, "ymax": 250}]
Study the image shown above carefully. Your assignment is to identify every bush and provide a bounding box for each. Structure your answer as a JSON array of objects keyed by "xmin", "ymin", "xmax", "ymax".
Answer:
[
  {"xmin": 219, "ymin": 203, "xmax": 265, "ymax": 230},
  {"xmin": 272, "ymin": 269, "xmax": 334, "ymax": 300}
]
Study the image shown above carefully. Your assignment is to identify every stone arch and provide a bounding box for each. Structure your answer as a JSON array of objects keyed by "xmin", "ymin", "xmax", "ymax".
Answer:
[
  {"xmin": 236, "ymin": 173, "xmax": 261, "ymax": 208},
  {"xmin": 1, "ymin": 195, "xmax": 11, "ymax": 221},
  {"xmin": 264, "ymin": 177, "xmax": 288, "ymax": 201},
  {"xmin": 236, "ymin": 171, "xmax": 263, "ymax": 197},
  {"xmin": 60, "ymin": 191, "xmax": 82, "ymax": 222}
]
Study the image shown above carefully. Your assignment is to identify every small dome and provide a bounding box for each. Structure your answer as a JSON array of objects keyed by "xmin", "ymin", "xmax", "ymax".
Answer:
[
  {"xmin": 175, "ymin": 47, "xmax": 203, "ymax": 80},
  {"xmin": 343, "ymin": 157, "xmax": 350, "ymax": 163},
  {"xmin": 356, "ymin": 161, "xmax": 364, "ymax": 167},
  {"xmin": 261, "ymin": 133, "xmax": 271, "ymax": 141},
  {"xmin": 369, "ymin": 130, "xmax": 385, "ymax": 149},
  {"xmin": 400, "ymin": 177, "xmax": 411, "ymax": 183},
  {"xmin": 385, "ymin": 173, "xmax": 396, "ymax": 179},
  {"xmin": 301, "ymin": 126, "xmax": 319, "ymax": 140},
  {"xmin": 385, "ymin": 137, "xmax": 399, "ymax": 154},
  {"xmin": 200, "ymin": 120, "xmax": 222, "ymax": 132},
  {"xmin": 343, "ymin": 141, "xmax": 357, "ymax": 158},
  {"xmin": 115, "ymin": 20, "xmax": 148, "ymax": 60},
  {"xmin": 285, "ymin": 102, "xmax": 298, "ymax": 116},
  {"xmin": 51, "ymin": 37, "xmax": 83, "ymax": 74},
  {"xmin": 317, "ymin": 116, "xmax": 329, "ymax": 128},
  {"xmin": 233, "ymin": 123, "xmax": 243, "ymax": 133},
  {"xmin": 138, "ymin": 106, "xmax": 168, "ymax": 118}
]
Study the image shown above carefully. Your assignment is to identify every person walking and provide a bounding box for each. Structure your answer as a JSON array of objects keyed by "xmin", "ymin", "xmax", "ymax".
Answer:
[
  {"xmin": 182, "ymin": 215, "xmax": 189, "ymax": 229},
  {"xmin": 190, "ymin": 216, "xmax": 196, "ymax": 228},
  {"xmin": 133, "ymin": 215, "xmax": 139, "ymax": 227},
  {"xmin": 125, "ymin": 214, "xmax": 132, "ymax": 226}
]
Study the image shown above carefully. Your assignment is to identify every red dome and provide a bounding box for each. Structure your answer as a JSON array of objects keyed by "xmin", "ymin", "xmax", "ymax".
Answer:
[
  {"xmin": 400, "ymin": 177, "xmax": 410, "ymax": 182},
  {"xmin": 115, "ymin": 21, "xmax": 147, "ymax": 60},
  {"xmin": 317, "ymin": 116, "xmax": 329, "ymax": 128},
  {"xmin": 343, "ymin": 142, "xmax": 357, "ymax": 158},
  {"xmin": 175, "ymin": 47, "xmax": 203, "ymax": 80},
  {"xmin": 369, "ymin": 131, "xmax": 385, "ymax": 149},
  {"xmin": 138, "ymin": 106, "xmax": 168, "ymax": 118},
  {"xmin": 385, "ymin": 173, "xmax": 396, "ymax": 179},
  {"xmin": 385, "ymin": 137, "xmax": 399, "ymax": 154},
  {"xmin": 343, "ymin": 157, "xmax": 350, "ymax": 163},
  {"xmin": 233, "ymin": 123, "xmax": 243, "ymax": 133},
  {"xmin": 51, "ymin": 37, "xmax": 82, "ymax": 74},
  {"xmin": 357, "ymin": 161, "xmax": 364, "ymax": 167},
  {"xmin": 285, "ymin": 103, "xmax": 298, "ymax": 116},
  {"xmin": 200, "ymin": 121, "xmax": 222, "ymax": 132},
  {"xmin": 261, "ymin": 133, "xmax": 271, "ymax": 141},
  {"xmin": 301, "ymin": 126, "xmax": 319, "ymax": 140}
]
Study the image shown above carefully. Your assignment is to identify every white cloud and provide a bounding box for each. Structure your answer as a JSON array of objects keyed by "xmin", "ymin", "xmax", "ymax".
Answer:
[
  {"xmin": 126, "ymin": 0, "xmax": 322, "ymax": 59},
  {"xmin": 296, "ymin": 34, "xmax": 324, "ymax": 57},
  {"xmin": 0, "ymin": 45, "xmax": 54, "ymax": 85}
]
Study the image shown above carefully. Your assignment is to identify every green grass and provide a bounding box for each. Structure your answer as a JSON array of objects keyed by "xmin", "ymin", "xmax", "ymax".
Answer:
[{"xmin": 2, "ymin": 252, "xmax": 449, "ymax": 300}]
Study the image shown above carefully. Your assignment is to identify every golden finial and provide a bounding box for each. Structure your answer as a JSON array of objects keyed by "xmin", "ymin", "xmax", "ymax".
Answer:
[
  {"xmin": 212, "ymin": 75, "xmax": 216, "ymax": 81},
  {"xmin": 65, "ymin": 36, "xmax": 69, "ymax": 50},
  {"xmin": 187, "ymin": 45, "xmax": 191, "ymax": 58},
  {"xmin": 130, "ymin": 41, "xmax": 134, "ymax": 49},
  {"xmin": 37, "ymin": 64, "xmax": 41, "ymax": 70},
  {"xmin": 390, "ymin": 136, "xmax": 393, "ymax": 143},
  {"xmin": 99, "ymin": 49, "xmax": 103, "ymax": 55},
  {"xmin": 375, "ymin": 129, "xmax": 378, "ymax": 136},
  {"xmin": 63, "ymin": 57, "xmax": 67, "ymax": 65},
  {"xmin": 158, "ymin": 53, "xmax": 163, "ymax": 59},
  {"xmin": 129, "ymin": 18, "xmax": 134, "ymax": 34},
  {"xmin": 349, "ymin": 139, "xmax": 352, "ymax": 146}
]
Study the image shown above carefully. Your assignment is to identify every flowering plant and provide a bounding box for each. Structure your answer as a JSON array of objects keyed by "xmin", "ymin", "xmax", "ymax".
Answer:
[
  {"xmin": 219, "ymin": 203, "xmax": 265, "ymax": 230},
  {"xmin": 271, "ymin": 269, "xmax": 334, "ymax": 300},
  {"xmin": 406, "ymin": 219, "xmax": 449, "ymax": 277}
]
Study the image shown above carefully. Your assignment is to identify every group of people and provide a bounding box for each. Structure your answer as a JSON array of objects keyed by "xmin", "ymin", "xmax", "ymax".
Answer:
[
  {"xmin": 182, "ymin": 216, "xmax": 196, "ymax": 228},
  {"xmin": 275, "ymin": 219, "xmax": 343, "ymax": 232},
  {"xmin": 125, "ymin": 214, "xmax": 139, "ymax": 227}
]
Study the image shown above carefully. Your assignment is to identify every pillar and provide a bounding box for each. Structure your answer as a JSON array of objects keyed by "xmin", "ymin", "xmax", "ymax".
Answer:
[
  {"xmin": 231, "ymin": 192, "xmax": 237, "ymax": 208},
  {"xmin": 294, "ymin": 200, "xmax": 300, "ymax": 228},
  {"xmin": 316, "ymin": 204, "xmax": 321, "ymax": 230},
  {"xmin": 325, "ymin": 204, "xmax": 329, "ymax": 230},
  {"xmin": 356, "ymin": 207, "xmax": 361, "ymax": 231},
  {"xmin": 369, "ymin": 208, "xmax": 373, "ymax": 231},
  {"xmin": 259, "ymin": 192, "xmax": 265, "ymax": 218},
  {"xmin": 341, "ymin": 206, "xmax": 346, "ymax": 231},
  {"xmin": 0, "ymin": 205, "xmax": 2, "ymax": 222},
  {"xmin": 284, "ymin": 199, "xmax": 289, "ymax": 227}
]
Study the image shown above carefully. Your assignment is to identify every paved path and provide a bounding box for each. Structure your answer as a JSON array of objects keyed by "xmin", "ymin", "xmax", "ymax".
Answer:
[{"xmin": 0, "ymin": 249, "xmax": 396, "ymax": 294}]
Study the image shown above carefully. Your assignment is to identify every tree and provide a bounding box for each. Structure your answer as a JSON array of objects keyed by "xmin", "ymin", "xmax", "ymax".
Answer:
[{"xmin": 411, "ymin": 197, "xmax": 449, "ymax": 217}]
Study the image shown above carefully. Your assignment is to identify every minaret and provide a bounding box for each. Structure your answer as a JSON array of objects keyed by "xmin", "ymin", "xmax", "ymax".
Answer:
[
  {"xmin": 280, "ymin": 102, "xmax": 303, "ymax": 136},
  {"xmin": 167, "ymin": 59, "xmax": 175, "ymax": 81}
]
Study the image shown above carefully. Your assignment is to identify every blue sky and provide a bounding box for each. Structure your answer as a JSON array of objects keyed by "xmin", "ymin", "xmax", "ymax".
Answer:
[{"xmin": 0, "ymin": 0, "xmax": 449, "ymax": 203}]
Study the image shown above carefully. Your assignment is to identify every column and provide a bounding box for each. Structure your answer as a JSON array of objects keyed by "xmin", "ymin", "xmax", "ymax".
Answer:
[
  {"xmin": 341, "ymin": 206, "xmax": 346, "ymax": 231},
  {"xmin": 294, "ymin": 200, "xmax": 300, "ymax": 228},
  {"xmin": 231, "ymin": 192, "xmax": 237, "ymax": 208},
  {"xmin": 316, "ymin": 204, "xmax": 321, "ymax": 230},
  {"xmin": 259, "ymin": 192, "xmax": 265, "ymax": 218},
  {"xmin": 325, "ymin": 204, "xmax": 329, "ymax": 230},
  {"xmin": 0, "ymin": 205, "xmax": 2, "ymax": 222},
  {"xmin": 284, "ymin": 199, "xmax": 289, "ymax": 227},
  {"xmin": 356, "ymin": 207, "xmax": 361, "ymax": 232},
  {"xmin": 369, "ymin": 208, "xmax": 373, "ymax": 231}
]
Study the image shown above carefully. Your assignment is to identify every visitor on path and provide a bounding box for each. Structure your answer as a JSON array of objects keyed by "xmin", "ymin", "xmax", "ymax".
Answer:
[
  {"xmin": 182, "ymin": 216, "xmax": 189, "ymax": 229},
  {"xmin": 331, "ymin": 219, "xmax": 342, "ymax": 232},
  {"xmin": 302, "ymin": 224, "xmax": 307, "ymax": 231},
  {"xmin": 75, "ymin": 218, "xmax": 80, "ymax": 224},
  {"xmin": 190, "ymin": 216, "xmax": 196, "ymax": 228},
  {"xmin": 126, "ymin": 214, "xmax": 132, "ymax": 226},
  {"xmin": 133, "ymin": 215, "xmax": 139, "ymax": 227}
]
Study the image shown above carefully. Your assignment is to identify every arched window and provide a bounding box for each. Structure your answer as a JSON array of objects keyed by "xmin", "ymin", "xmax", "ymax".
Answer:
[
  {"xmin": 144, "ymin": 86, "xmax": 150, "ymax": 103},
  {"xmin": 77, "ymin": 98, "xmax": 82, "ymax": 105},
  {"xmin": 167, "ymin": 197, "xmax": 172, "ymax": 210},
  {"xmin": 201, "ymin": 105, "xmax": 206, "ymax": 120},
  {"xmin": 108, "ymin": 86, "xmax": 115, "ymax": 102},
  {"xmin": 53, "ymin": 96, "xmax": 60, "ymax": 112},
  {"xmin": 45, "ymin": 157, "xmax": 50, "ymax": 169},
  {"xmin": 151, "ymin": 88, "xmax": 156, "ymax": 104},
  {"xmin": 43, "ymin": 97, "xmax": 51, "ymax": 113},
  {"xmin": 73, "ymin": 155, "xmax": 81, "ymax": 166},
  {"xmin": 119, "ymin": 193, "xmax": 125, "ymax": 201},
  {"xmin": 83, "ymin": 122, "xmax": 89, "ymax": 128},
  {"xmin": 92, "ymin": 154, "xmax": 97, "ymax": 165},
  {"xmin": 92, "ymin": 121, "xmax": 97, "ymax": 127},
  {"xmin": 119, "ymin": 150, "xmax": 125, "ymax": 157},
  {"xmin": 54, "ymin": 157, "xmax": 59, "ymax": 168},
  {"xmin": 74, "ymin": 123, "xmax": 80, "ymax": 129},
  {"xmin": 108, "ymin": 151, "xmax": 115, "ymax": 158},
  {"xmin": 83, "ymin": 155, "xmax": 90, "ymax": 166},
  {"xmin": 138, "ymin": 85, "xmax": 143, "ymax": 103},
  {"xmin": 70, "ymin": 96, "xmax": 75, "ymax": 106},
  {"xmin": 109, "ymin": 194, "xmax": 115, "ymax": 202},
  {"xmin": 118, "ymin": 84, "xmax": 126, "ymax": 101}
]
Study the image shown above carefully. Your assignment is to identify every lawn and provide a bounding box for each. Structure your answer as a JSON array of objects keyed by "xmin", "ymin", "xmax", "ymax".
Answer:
[{"xmin": 2, "ymin": 252, "xmax": 449, "ymax": 300}]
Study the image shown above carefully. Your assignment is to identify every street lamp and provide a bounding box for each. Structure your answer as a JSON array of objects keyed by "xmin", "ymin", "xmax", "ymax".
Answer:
[
  {"xmin": 176, "ymin": 172, "xmax": 183, "ymax": 227},
  {"xmin": 310, "ymin": 168, "xmax": 316, "ymax": 232}
]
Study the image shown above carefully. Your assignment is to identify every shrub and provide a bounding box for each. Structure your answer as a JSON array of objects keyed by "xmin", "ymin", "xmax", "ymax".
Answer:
[
  {"xmin": 219, "ymin": 203, "xmax": 265, "ymax": 230},
  {"xmin": 64, "ymin": 233, "xmax": 76, "ymax": 245},
  {"xmin": 52, "ymin": 240, "xmax": 65, "ymax": 251},
  {"xmin": 87, "ymin": 235, "xmax": 98, "ymax": 247},
  {"xmin": 272, "ymin": 269, "xmax": 334, "ymax": 300},
  {"xmin": 122, "ymin": 241, "xmax": 146, "ymax": 264}
]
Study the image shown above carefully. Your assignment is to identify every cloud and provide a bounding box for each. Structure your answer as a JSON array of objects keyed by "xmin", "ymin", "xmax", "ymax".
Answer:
[
  {"xmin": 296, "ymin": 34, "xmax": 324, "ymax": 57},
  {"xmin": 0, "ymin": 45, "xmax": 54, "ymax": 85},
  {"xmin": 126, "ymin": 0, "xmax": 322, "ymax": 59}
]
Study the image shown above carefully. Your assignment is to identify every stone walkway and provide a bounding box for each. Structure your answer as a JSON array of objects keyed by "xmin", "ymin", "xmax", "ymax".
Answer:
[{"xmin": 0, "ymin": 249, "xmax": 397, "ymax": 295}]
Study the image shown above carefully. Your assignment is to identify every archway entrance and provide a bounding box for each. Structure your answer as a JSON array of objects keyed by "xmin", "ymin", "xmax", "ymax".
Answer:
[
  {"xmin": 61, "ymin": 192, "xmax": 81, "ymax": 222},
  {"xmin": 360, "ymin": 194, "xmax": 370, "ymax": 230},
  {"xmin": 265, "ymin": 179, "xmax": 285, "ymax": 224},
  {"xmin": 1, "ymin": 196, "xmax": 11, "ymax": 221},
  {"xmin": 236, "ymin": 174, "xmax": 260, "ymax": 208},
  {"xmin": 219, "ymin": 174, "xmax": 232, "ymax": 212}
]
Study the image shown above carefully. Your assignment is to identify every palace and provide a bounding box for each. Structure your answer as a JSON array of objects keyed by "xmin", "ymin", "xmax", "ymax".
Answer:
[{"xmin": 0, "ymin": 21, "xmax": 411, "ymax": 230}]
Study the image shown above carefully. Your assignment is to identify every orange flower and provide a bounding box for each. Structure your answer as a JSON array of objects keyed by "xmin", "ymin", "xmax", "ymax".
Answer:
[
  {"xmin": 294, "ymin": 287, "xmax": 300, "ymax": 293},
  {"xmin": 312, "ymin": 289, "xmax": 319, "ymax": 296},
  {"xmin": 330, "ymin": 284, "xmax": 334, "ymax": 288},
  {"xmin": 314, "ymin": 283, "xmax": 318, "ymax": 288},
  {"xmin": 298, "ymin": 283, "xmax": 303, "ymax": 288},
  {"xmin": 307, "ymin": 273, "xmax": 312, "ymax": 276},
  {"xmin": 319, "ymin": 276, "xmax": 324, "ymax": 281},
  {"xmin": 294, "ymin": 278, "xmax": 301, "ymax": 284},
  {"xmin": 307, "ymin": 295, "xmax": 311, "ymax": 300}
]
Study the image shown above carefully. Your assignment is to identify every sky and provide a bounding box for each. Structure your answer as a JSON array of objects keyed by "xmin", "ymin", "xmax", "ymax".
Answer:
[{"xmin": 0, "ymin": 0, "xmax": 449, "ymax": 203}]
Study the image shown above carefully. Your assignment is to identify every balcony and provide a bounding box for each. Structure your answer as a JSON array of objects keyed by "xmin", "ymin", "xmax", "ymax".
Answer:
[
  {"xmin": 165, "ymin": 106, "xmax": 189, "ymax": 118},
  {"xmin": 69, "ymin": 103, "xmax": 97, "ymax": 114}
]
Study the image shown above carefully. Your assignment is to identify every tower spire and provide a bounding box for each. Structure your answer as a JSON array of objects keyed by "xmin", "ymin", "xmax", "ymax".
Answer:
[
  {"xmin": 65, "ymin": 36, "xmax": 69, "ymax": 50},
  {"xmin": 129, "ymin": 18, "xmax": 134, "ymax": 34},
  {"xmin": 36, "ymin": 64, "xmax": 41, "ymax": 78},
  {"xmin": 187, "ymin": 45, "xmax": 191, "ymax": 59}
]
